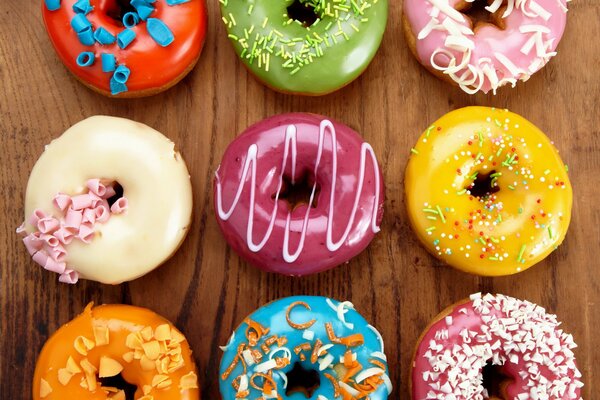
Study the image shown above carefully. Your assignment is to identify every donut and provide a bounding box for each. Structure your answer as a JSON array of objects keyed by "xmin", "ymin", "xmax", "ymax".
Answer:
[
  {"xmin": 405, "ymin": 107, "xmax": 572, "ymax": 276},
  {"xmin": 219, "ymin": 0, "xmax": 388, "ymax": 95},
  {"xmin": 33, "ymin": 303, "xmax": 200, "ymax": 400},
  {"xmin": 411, "ymin": 293, "xmax": 583, "ymax": 399},
  {"xmin": 219, "ymin": 296, "xmax": 392, "ymax": 399},
  {"xmin": 17, "ymin": 116, "xmax": 193, "ymax": 284},
  {"xmin": 42, "ymin": 0, "xmax": 207, "ymax": 97},
  {"xmin": 402, "ymin": 0, "xmax": 568, "ymax": 94},
  {"xmin": 214, "ymin": 113, "xmax": 384, "ymax": 276}
]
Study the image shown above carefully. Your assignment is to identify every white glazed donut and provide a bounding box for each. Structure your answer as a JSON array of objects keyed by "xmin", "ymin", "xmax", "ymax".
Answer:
[{"xmin": 19, "ymin": 116, "xmax": 192, "ymax": 284}]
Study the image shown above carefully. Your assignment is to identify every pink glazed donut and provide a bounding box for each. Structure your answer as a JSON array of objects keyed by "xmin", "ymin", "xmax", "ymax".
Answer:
[
  {"xmin": 403, "ymin": 0, "xmax": 569, "ymax": 94},
  {"xmin": 411, "ymin": 293, "xmax": 584, "ymax": 399},
  {"xmin": 214, "ymin": 113, "xmax": 384, "ymax": 276}
]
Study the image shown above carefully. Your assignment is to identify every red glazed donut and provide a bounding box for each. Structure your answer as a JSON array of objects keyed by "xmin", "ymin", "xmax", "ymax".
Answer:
[
  {"xmin": 42, "ymin": 0, "xmax": 207, "ymax": 98},
  {"xmin": 214, "ymin": 113, "xmax": 385, "ymax": 276}
]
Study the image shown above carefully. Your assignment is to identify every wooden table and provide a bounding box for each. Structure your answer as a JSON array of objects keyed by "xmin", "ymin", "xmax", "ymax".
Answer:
[{"xmin": 1, "ymin": 1, "xmax": 598, "ymax": 398}]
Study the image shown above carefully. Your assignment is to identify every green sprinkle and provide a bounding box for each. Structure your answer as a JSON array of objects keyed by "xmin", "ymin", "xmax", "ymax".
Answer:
[
  {"xmin": 518, "ymin": 244, "xmax": 526, "ymax": 262},
  {"xmin": 426, "ymin": 226, "xmax": 436, "ymax": 232},
  {"xmin": 410, "ymin": 148, "xmax": 419, "ymax": 155},
  {"xmin": 548, "ymin": 227, "xmax": 553, "ymax": 239},
  {"xmin": 544, "ymin": 169, "xmax": 551, "ymax": 175},
  {"xmin": 436, "ymin": 205, "xmax": 446, "ymax": 224},
  {"xmin": 457, "ymin": 189, "xmax": 467, "ymax": 195}
]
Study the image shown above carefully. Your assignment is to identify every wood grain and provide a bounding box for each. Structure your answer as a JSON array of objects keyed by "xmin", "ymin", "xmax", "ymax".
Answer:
[{"xmin": 1, "ymin": 1, "xmax": 598, "ymax": 398}]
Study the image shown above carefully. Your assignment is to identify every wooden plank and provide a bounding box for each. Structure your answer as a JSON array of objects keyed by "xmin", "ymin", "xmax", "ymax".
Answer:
[{"xmin": 0, "ymin": 1, "xmax": 597, "ymax": 398}]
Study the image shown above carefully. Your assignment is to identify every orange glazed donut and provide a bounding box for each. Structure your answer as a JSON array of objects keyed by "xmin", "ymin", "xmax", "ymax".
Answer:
[
  {"xmin": 33, "ymin": 304, "xmax": 200, "ymax": 400},
  {"xmin": 42, "ymin": 0, "xmax": 207, "ymax": 97}
]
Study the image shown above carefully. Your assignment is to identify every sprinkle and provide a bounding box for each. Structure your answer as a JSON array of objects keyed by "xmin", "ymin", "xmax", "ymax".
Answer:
[
  {"xmin": 72, "ymin": 0, "xmax": 93, "ymax": 14},
  {"xmin": 122, "ymin": 12, "xmax": 140, "ymax": 28},
  {"xmin": 77, "ymin": 27, "xmax": 95, "ymax": 46},
  {"xmin": 44, "ymin": 0, "xmax": 61, "ymax": 11},
  {"xmin": 101, "ymin": 54, "xmax": 116, "ymax": 72},
  {"xmin": 70, "ymin": 14, "xmax": 91, "ymax": 33},
  {"xmin": 117, "ymin": 29, "xmax": 136, "ymax": 49},
  {"xmin": 113, "ymin": 65, "xmax": 131, "ymax": 84},
  {"xmin": 76, "ymin": 52, "xmax": 95, "ymax": 67},
  {"xmin": 517, "ymin": 244, "xmax": 526, "ymax": 262},
  {"xmin": 94, "ymin": 27, "xmax": 116, "ymax": 45},
  {"xmin": 548, "ymin": 226, "xmax": 553, "ymax": 239},
  {"xmin": 167, "ymin": 0, "xmax": 191, "ymax": 4},
  {"xmin": 410, "ymin": 148, "xmax": 419, "ymax": 155},
  {"xmin": 131, "ymin": 0, "xmax": 155, "ymax": 20},
  {"xmin": 436, "ymin": 205, "xmax": 446, "ymax": 224},
  {"xmin": 147, "ymin": 18, "xmax": 175, "ymax": 47}
]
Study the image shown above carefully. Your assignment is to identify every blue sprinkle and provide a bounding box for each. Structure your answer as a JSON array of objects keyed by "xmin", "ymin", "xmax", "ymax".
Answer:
[
  {"xmin": 117, "ymin": 29, "xmax": 136, "ymax": 49},
  {"xmin": 70, "ymin": 14, "xmax": 91, "ymax": 33},
  {"xmin": 101, "ymin": 54, "xmax": 116, "ymax": 72},
  {"xmin": 73, "ymin": 0, "xmax": 93, "ymax": 14},
  {"xmin": 44, "ymin": 0, "xmax": 61, "ymax": 11},
  {"xmin": 76, "ymin": 52, "xmax": 95, "ymax": 67},
  {"xmin": 113, "ymin": 65, "xmax": 131, "ymax": 84},
  {"xmin": 131, "ymin": 0, "xmax": 155, "ymax": 21},
  {"xmin": 94, "ymin": 27, "xmax": 116, "ymax": 45},
  {"xmin": 146, "ymin": 18, "xmax": 174, "ymax": 47},
  {"xmin": 110, "ymin": 78, "xmax": 128, "ymax": 95},
  {"xmin": 77, "ymin": 27, "xmax": 95, "ymax": 46},
  {"xmin": 166, "ymin": 0, "xmax": 190, "ymax": 4},
  {"xmin": 122, "ymin": 12, "xmax": 140, "ymax": 28}
]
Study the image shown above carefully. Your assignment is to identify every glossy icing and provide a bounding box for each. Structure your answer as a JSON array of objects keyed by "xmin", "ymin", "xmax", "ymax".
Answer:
[
  {"xmin": 22, "ymin": 116, "xmax": 193, "ymax": 284},
  {"xmin": 405, "ymin": 107, "xmax": 572, "ymax": 276},
  {"xmin": 403, "ymin": 0, "xmax": 568, "ymax": 94},
  {"xmin": 214, "ymin": 113, "xmax": 384, "ymax": 276},
  {"xmin": 33, "ymin": 304, "xmax": 200, "ymax": 400},
  {"xmin": 42, "ymin": 0, "xmax": 207, "ymax": 96},
  {"xmin": 411, "ymin": 293, "xmax": 583, "ymax": 399},
  {"xmin": 220, "ymin": 0, "xmax": 388, "ymax": 95},
  {"xmin": 219, "ymin": 296, "xmax": 392, "ymax": 399}
]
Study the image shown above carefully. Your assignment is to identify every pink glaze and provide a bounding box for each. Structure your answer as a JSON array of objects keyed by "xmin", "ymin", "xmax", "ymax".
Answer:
[
  {"xmin": 17, "ymin": 179, "xmax": 127, "ymax": 284},
  {"xmin": 403, "ymin": 0, "xmax": 568, "ymax": 94},
  {"xmin": 213, "ymin": 113, "xmax": 384, "ymax": 276},
  {"xmin": 412, "ymin": 293, "xmax": 583, "ymax": 399}
]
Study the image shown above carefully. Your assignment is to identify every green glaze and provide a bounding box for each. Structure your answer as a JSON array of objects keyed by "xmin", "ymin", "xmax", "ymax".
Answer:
[{"xmin": 220, "ymin": 0, "xmax": 388, "ymax": 95}]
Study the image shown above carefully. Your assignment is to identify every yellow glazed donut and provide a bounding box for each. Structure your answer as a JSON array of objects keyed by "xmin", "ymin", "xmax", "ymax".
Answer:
[
  {"xmin": 405, "ymin": 107, "xmax": 572, "ymax": 276},
  {"xmin": 33, "ymin": 303, "xmax": 200, "ymax": 400},
  {"xmin": 19, "ymin": 116, "xmax": 192, "ymax": 284}
]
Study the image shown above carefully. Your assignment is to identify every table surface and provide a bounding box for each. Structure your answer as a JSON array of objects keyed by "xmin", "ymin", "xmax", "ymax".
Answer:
[{"xmin": 1, "ymin": 1, "xmax": 598, "ymax": 398}]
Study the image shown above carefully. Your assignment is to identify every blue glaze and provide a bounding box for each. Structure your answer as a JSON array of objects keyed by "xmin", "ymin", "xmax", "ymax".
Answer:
[
  {"xmin": 166, "ymin": 0, "xmax": 190, "ymax": 4},
  {"xmin": 219, "ymin": 296, "xmax": 392, "ymax": 400}
]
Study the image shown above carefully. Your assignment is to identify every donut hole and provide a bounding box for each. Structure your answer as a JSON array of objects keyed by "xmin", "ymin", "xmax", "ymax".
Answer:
[
  {"xmin": 482, "ymin": 361, "xmax": 511, "ymax": 398},
  {"xmin": 467, "ymin": 170, "xmax": 500, "ymax": 199},
  {"xmin": 107, "ymin": 181, "xmax": 125, "ymax": 208},
  {"xmin": 287, "ymin": 0, "xmax": 319, "ymax": 27},
  {"xmin": 105, "ymin": 0, "xmax": 138, "ymax": 25},
  {"xmin": 285, "ymin": 362, "xmax": 321, "ymax": 397},
  {"xmin": 274, "ymin": 173, "xmax": 320, "ymax": 211},
  {"xmin": 99, "ymin": 373, "xmax": 138, "ymax": 400},
  {"xmin": 460, "ymin": 0, "xmax": 506, "ymax": 30}
]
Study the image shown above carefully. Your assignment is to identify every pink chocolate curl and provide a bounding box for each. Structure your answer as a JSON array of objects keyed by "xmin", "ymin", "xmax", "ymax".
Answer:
[
  {"xmin": 110, "ymin": 197, "xmax": 128, "ymax": 214},
  {"xmin": 18, "ymin": 178, "xmax": 128, "ymax": 284}
]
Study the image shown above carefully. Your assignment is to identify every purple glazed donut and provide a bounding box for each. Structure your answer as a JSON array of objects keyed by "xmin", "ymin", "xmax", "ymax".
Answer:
[{"xmin": 213, "ymin": 113, "xmax": 384, "ymax": 276}]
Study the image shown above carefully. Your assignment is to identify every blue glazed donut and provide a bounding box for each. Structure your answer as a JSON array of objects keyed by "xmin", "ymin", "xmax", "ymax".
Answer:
[{"xmin": 219, "ymin": 296, "xmax": 392, "ymax": 399}]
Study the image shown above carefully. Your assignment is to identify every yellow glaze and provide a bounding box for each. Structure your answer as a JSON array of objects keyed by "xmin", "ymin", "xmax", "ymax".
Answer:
[
  {"xmin": 405, "ymin": 107, "xmax": 572, "ymax": 276},
  {"xmin": 33, "ymin": 304, "xmax": 200, "ymax": 400},
  {"xmin": 23, "ymin": 116, "xmax": 193, "ymax": 284}
]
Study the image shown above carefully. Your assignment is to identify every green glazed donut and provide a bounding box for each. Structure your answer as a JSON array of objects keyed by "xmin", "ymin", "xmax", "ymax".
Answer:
[{"xmin": 220, "ymin": 0, "xmax": 388, "ymax": 95}]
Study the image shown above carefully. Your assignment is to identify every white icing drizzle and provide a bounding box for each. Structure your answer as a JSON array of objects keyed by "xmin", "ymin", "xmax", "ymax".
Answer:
[
  {"xmin": 419, "ymin": 0, "xmax": 568, "ymax": 94},
  {"xmin": 215, "ymin": 120, "xmax": 382, "ymax": 263}
]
